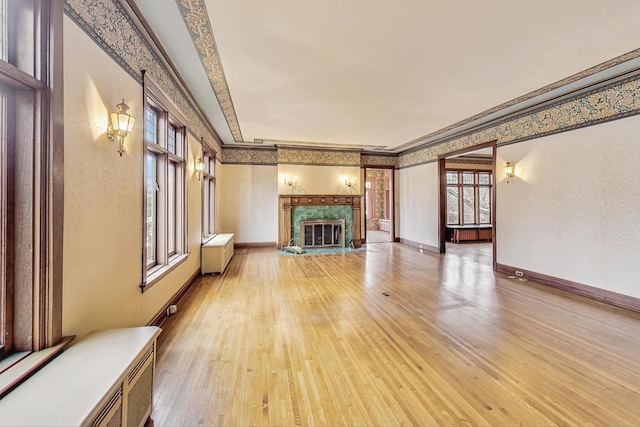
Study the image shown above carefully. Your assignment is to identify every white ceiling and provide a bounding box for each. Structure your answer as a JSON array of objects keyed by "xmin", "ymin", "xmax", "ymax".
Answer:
[{"xmin": 135, "ymin": 0, "xmax": 640, "ymax": 152}]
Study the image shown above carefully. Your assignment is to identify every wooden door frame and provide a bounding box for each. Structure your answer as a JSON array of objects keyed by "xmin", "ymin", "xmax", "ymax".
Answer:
[
  {"xmin": 363, "ymin": 165, "xmax": 396, "ymax": 243},
  {"xmin": 438, "ymin": 141, "xmax": 497, "ymax": 270}
]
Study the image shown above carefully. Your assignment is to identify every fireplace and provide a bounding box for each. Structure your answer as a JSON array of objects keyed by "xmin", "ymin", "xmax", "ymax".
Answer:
[
  {"xmin": 301, "ymin": 219, "xmax": 345, "ymax": 248},
  {"xmin": 278, "ymin": 195, "xmax": 362, "ymax": 248}
]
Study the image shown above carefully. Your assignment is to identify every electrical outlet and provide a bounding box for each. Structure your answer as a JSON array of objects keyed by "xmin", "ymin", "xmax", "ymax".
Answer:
[
  {"xmin": 515, "ymin": 270, "xmax": 524, "ymax": 277},
  {"xmin": 166, "ymin": 304, "xmax": 177, "ymax": 316}
]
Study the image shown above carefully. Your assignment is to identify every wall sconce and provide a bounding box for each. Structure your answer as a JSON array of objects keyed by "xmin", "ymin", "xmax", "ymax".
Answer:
[
  {"xmin": 504, "ymin": 161, "xmax": 516, "ymax": 183},
  {"xmin": 283, "ymin": 175, "xmax": 297, "ymax": 192},
  {"xmin": 195, "ymin": 156, "xmax": 205, "ymax": 181},
  {"xmin": 344, "ymin": 177, "xmax": 357, "ymax": 193},
  {"xmin": 106, "ymin": 99, "xmax": 135, "ymax": 156}
]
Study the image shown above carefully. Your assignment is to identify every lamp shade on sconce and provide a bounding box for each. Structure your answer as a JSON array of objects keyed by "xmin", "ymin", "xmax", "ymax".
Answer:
[
  {"xmin": 110, "ymin": 100, "xmax": 135, "ymax": 135},
  {"xmin": 107, "ymin": 99, "xmax": 135, "ymax": 156},
  {"xmin": 504, "ymin": 161, "xmax": 516, "ymax": 183},
  {"xmin": 195, "ymin": 157, "xmax": 205, "ymax": 180}
]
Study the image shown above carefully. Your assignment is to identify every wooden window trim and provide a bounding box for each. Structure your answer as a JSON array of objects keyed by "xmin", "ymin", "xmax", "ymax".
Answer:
[
  {"xmin": 141, "ymin": 73, "xmax": 187, "ymax": 293},
  {"xmin": 0, "ymin": 0, "xmax": 63, "ymax": 361}
]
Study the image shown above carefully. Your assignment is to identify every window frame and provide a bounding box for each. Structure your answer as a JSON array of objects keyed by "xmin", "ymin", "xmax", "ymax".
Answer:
[
  {"xmin": 0, "ymin": 0, "xmax": 63, "ymax": 360},
  {"xmin": 142, "ymin": 74, "xmax": 188, "ymax": 291},
  {"xmin": 201, "ymin": 147, "xmax": 216, "ymax": 241},
  {"xmin": 446, "ymin": 169, "xmax": 493, "ymax": 226}
]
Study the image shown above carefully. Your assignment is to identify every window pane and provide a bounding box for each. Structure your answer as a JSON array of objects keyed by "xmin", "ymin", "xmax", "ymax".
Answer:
[
  {"xmin": 0, "ymin": 89, "xmax": 7, "ymax": 350},
  {"xmin": 168, "ymin": 162, "xmax": 176, "ymax": 255},
  {"xmin": 446, "ymin": 171, "xmax": 458, "ymax": 184},
  {"xmin": 203, "ymin": 176, "xmax": 209, "ymax": 237},
  {"xmin": 146, "ymin": 154, "xmax": 157, "ymax": 266},
  {"xmin": 463, "ymin": 187, "xmax": 475, "ymax": 224},
  {"xmin": 479, "ymin": 187, "xmax": 490, "ymax": 224},
  {"xmin": 478, "ymin": 173, "xmax": 491, "ymax": 185},
  {"xmin": 167, "ymin": 125, "xmax": 176, "ymax": 154},
  {"xmin": 0, "ymin": 0, "xmax": 7, "ymax": 62},
  {"xmin": 463, "ymin": 172, "xmax": 474, "ymax": 185},
  {"xmin": 447, "ymin": 186, "xmax": 459, "ymax": 224},
  {"xmin": 145, "ymin": 108, "xmax": 157, "ymax": 144},
  {"xmin": 209, "ymin": 179, "xmax": 215, "ymax": 234}
]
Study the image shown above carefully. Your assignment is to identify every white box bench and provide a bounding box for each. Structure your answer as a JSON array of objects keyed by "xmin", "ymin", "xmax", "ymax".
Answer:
[
  {"xmin": 201, "ymin": 233, "xmax": 234, "ymax": 274},
  {"xmin": 0, "ymin": 326, "xmax": 161, "ymax": 427}
]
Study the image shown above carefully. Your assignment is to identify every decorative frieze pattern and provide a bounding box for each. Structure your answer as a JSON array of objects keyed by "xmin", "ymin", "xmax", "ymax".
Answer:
[
  {"xmin": 175, "ymin": 0, "xmax": 243, "ymax": 142},
  {"xmin": 64, "ymin": 0, "xmax": 222, "ymax": 154},
  {"xmin": 361, "ymin": 154, "xmax": 398, "ymax": 167},
  {"xmin": 221, "ymin": 147, "xmax": 278, "ymax": 165},
  {"xmin": 277, "ymin": 147, "xmax": 360, "ymax": 167},
  {"xmin": 399, "ymin": 74, "xmax": 640, "ymax": 168}
]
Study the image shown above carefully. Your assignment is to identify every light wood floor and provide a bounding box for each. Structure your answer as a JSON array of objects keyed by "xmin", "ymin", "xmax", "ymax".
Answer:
[
  {"xmin": 365, "ymin": 229, "xmax": 392, "ymax": 243},
  {"xmin": 152, "ymin": 243, "xmax": 640, "ymax": 426}
]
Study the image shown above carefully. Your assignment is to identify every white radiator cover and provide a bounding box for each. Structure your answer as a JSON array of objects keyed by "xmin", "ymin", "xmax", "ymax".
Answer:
[{"xmin": 0, "ymin": 327, "xmax": 161, "ymax": 427}]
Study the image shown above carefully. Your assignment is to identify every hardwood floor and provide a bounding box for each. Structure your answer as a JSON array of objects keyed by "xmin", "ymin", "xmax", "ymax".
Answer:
[
  {"xmin": 152, "ymin": 243, "xmax": 640, "ymax": 426},
  {"xmin": 365, "ymin": 229, "xmax": 392, "ymax": 243}
]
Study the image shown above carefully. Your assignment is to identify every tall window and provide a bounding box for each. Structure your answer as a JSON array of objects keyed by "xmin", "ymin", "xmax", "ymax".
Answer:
[
  {"xmin": 1, "ymin": 0, "xmax": 62, "ymax": 359},
  {"xmin": 143, "ymin": 75, "xmax": 187, "ymax": 289},
  {"xmin": 202, "ymin": 150, "xmax": 216, "ymax": 239},
  {"xmin": 446, "ymin": 170, "xmax": 492, "ymax": 225}
]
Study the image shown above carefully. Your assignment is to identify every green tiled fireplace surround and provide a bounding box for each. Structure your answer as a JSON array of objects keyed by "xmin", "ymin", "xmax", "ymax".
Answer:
[{"xmin": 292, "ymin": 206, "xmax": 353, "ymax": 247}]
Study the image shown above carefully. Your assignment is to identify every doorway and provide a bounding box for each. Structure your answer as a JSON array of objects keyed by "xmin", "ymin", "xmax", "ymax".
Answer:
[
  {"xmin": 438, "ymin": 141, "xmax": 497, "ymax": 269},
  {"xmin": 364, "ymin": 167, "xmax": 395, "ymax": 243}
]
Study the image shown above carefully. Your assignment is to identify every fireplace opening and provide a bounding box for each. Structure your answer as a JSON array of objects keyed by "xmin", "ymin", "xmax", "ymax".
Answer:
[{"xmin": 301, "ymin": 219, "xmax": 345, "ymax": 248}]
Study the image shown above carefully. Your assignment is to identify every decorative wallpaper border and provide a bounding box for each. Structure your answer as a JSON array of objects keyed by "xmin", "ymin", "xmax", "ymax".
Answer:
[
  {"xmin": 64, "ymin": 0, "xmax": 222, "ymax": 155},
  {"xmin": 277, "ymin": 147, "xmax": 361, "ymax": 167},
  {"xmin": 361, "ymin": 154, "xmax": 398, "ymax": 168},
  {"xmin": 399, "ymin": 72, "xmax": 640, "ymax": 169},
  {"xmin": 221, "ymin": 147, "xmax": 278, "ymax": 165},
  {"xmin": 175, "ymin": 0, "xmax": 243, "ymax": 142}
]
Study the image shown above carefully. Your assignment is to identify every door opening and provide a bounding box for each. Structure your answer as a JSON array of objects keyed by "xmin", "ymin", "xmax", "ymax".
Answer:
[
  {"xmin": 364, "ymin": 167, "xmax": 395, "ymax": 243},
  {"xmin": 438, "ymin": 142, "xmax": 497, "ymax": 269}
]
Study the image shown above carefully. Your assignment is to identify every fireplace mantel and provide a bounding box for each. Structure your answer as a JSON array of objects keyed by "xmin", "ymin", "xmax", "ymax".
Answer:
[{"xmin": 278, "ymin": 194, "xmax": 362, "ymax": 248}]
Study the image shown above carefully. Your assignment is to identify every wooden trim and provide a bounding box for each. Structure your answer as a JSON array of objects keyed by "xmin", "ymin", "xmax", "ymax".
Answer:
[
  {"xmin": 234, "ymin": 242, "xmax": 277, "ymax": 249},
  {"xmin": 398, "ymin": 238, "xmax": 440, "ymax": 254},
  {"xmin": 496, "ymin": 264, "xmax": 640, "ymax": 313},
  {"xmin": 438, "ymin": 157, "xmax": 446, "ymax": 253},
  {"xmin": 490, "ymin": 144, "xmax": 497, "ymax": 271},
  {"xmin": 48, "ymin": 0, "xmax": 65, "ymax": 350},
  {"xmin": 147, "ymin": 268, "xmax": 201, "ymax": 328}
]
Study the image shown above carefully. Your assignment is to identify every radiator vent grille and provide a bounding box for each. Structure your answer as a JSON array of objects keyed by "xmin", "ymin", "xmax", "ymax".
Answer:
[
  {"xmin": 91, "ymin": 386, "xmax": 123, "ymax": 427},
  {"xmin": 126, "ymin": 362, "xmax": 154, "ymax": 427},
  {"xmin": 128, "ymin": 344, "xmax": 154, "ymax": 384}
]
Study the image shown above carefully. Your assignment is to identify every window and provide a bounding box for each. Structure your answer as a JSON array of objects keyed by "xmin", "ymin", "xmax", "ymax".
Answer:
[
  {"xmin": 202, "ymin": 150, "xmax": 216, "ymax": 239},
  {"xmin": 1, "ymin": 0, "xmax": 62, "ymax": 359},
  {"xmin": 446, "ymin": 170, "xmax": 492, "ymax": 225},
  {"xmin": 143, "ymin": 75, "xmax": 188, "ymax": 289}
]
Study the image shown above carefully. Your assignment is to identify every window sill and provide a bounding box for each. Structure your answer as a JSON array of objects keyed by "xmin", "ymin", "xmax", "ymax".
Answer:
[
  {"xmin": 143, "ymin": 253, "xmax": 189, "ymax": 292},
  {"xmin": 0, "ymin": 336, "xmax": 75, "ymax": 399},
  {"xmin": 202, "ymin": 234, "xmax": 217, "ymax": 245}
]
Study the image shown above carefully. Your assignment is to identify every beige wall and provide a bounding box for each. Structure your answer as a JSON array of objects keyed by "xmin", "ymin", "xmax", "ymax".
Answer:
[
  {"xmin": 219, "ymin": 164, "xmax": 278, "ymax": 243},
  {"xmin": 496, "ymin": 114, "xmax": 640, "ymax": 298},
  {"xmin": 277, "ymin": 164, "xmax": 362, "ymax": 195},
  {"xmin": 63, "ymin": 17, "xmax": 202, "ymax": 338},
  {"xmin": 398, "ymin": 162, "xmax": 439, "ymax": 248}
]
